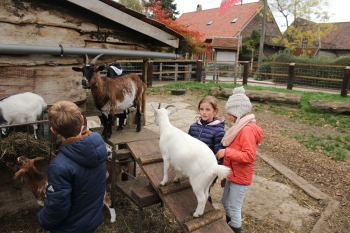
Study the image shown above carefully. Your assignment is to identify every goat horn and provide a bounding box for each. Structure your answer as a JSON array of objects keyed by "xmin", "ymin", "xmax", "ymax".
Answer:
[
  {"xmin": 158, "ymin": 103, "xmax": 161, "ymax": 109},
  {"xmin": 165, "ymin": 105, "xmax": 175, "ymax": 109},
  {"xmin": 91, "ymin": 53, "xmax": 103, "ymax": 65},
  {"xmin": 84, "ymin": 54, "xmax": 89, "ymax": 64}
]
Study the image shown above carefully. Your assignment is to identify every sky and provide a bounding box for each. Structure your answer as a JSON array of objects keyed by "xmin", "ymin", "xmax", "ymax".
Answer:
[{"xmin": 174, "ymin": 0, "xmax": 350, "ymax": 31}]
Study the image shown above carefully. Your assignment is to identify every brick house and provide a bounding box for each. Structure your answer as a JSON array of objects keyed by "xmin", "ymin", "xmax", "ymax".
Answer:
[
  {"xmin": 176, "ymin": 1, "xmax": 282, "ymax": 61},
  {"xmin": 291, "ymin": 18, "xmax": 350, "ymax": 57}
]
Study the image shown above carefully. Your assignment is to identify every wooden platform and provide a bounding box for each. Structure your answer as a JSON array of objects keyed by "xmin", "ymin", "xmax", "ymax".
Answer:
[{"xmin": 127, "ymin": 138, "xmax": 232, "ymax": 233}]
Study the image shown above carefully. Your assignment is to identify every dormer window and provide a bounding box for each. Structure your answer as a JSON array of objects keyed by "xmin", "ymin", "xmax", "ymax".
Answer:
[
  {"xmin": 207, "ymin": 20, "xmax": 214, "ymax": 26},
  {"xmin": 231, "ymin": 18, "xmax": 238, "ymax": 23}
]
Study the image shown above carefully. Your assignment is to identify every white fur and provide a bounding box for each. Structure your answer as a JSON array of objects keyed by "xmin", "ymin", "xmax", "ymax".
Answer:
[
  {"xmin": 152, "ymin": 105, "xmax": 231, "ymax": 217},
  {"xmin": 0, "ymin": 92, "xmax": 47, "ymax": 139},
  {"xmin": 86, "ymin": 116, "xmax": 102, "ymax": 130}
]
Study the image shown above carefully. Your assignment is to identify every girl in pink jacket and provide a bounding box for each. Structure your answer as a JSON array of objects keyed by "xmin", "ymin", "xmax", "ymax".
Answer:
[{"xmin": 216, "ymin": 86, "xmax": 263, "ymax": 233}]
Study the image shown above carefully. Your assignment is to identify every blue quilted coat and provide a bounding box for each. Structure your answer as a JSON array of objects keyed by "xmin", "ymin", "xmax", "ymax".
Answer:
[{"xmin": 188, "ymin": 117, "xmax": 225, "ymax": 165}]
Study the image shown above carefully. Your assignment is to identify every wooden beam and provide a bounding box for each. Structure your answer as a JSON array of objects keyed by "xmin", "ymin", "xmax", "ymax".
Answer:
[
  {"xmin": 67, "ymin": 0, "xmax": 179, "ymax": 48},
  {"xmin": 183, "ymin": 210, "xmax": 223, "ymax": 232}
]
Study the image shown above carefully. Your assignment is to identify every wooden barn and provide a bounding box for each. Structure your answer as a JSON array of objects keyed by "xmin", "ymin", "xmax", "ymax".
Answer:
[
  {"xmin": 0, "ymin": 0, "xmax": 183, "ymax": 107},
  {"xmin": 0, "ymin": 0, "xmax": 183, "ymax": 216}
]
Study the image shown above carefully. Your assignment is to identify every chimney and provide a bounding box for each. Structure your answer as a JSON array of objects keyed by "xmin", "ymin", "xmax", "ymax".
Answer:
[{"xmin": 196, "ymin": 4, "xmax": 202, "ymax": 12}]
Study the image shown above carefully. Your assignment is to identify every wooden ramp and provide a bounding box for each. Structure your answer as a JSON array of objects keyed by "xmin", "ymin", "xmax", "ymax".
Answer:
[{"xmin": 127, "ymin": 138, "xmax": 232, "ymax": 233}]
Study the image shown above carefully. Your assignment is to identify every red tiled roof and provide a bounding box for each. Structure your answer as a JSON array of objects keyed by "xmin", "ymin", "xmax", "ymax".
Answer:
[
  {"xmin": 176, "ymin": 2, "xmax": 263, "ymax": 40},
  {"xmin": 211, "ymin": 37, "xmax": 239, "ymax": 48},
  {"xmin": 321, "ymin": 22, "xmax": 350, "ymax": 50}
]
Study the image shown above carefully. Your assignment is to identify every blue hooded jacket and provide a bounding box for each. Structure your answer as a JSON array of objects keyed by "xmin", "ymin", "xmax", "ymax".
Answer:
[
  {"xmin": 36, "ymin": 131, "xmax": 107, "ymax": 233},
  {"xmin": 188, "ymin": 117, "xmax": 225, "ymax": 165}
]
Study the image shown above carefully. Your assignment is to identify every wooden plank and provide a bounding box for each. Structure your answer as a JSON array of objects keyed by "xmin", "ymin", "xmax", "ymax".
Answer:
[
  {"xmin": 183, "ymin": 210, "xmax": 223, "ymax": 232},
  {"xmin": 114, "ymin": 148, "xmax": 132, "ymax": 160},
  {"xmin": 127, "ymin": 139, "xmax": 232, "ymax": 232},
  {"xmin": 159, "ymin": 179, "xmax": 191, "ymax": 196},
  {"xmin": 67, "ymin": 0, "xmax": 179, "ymax": 48},
  {"xmin": 138, "ymin": 152, "xmax": 163, "ymax": 165},
  {"xmin": 115, "ymin": 177, "xmax": 161, "ymax": 208},
  {"xmin": 92, "ymin": 126, "xmax": 160, "ymax": 146}
]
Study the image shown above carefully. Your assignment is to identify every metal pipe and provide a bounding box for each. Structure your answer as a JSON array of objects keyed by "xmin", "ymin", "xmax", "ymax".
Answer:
[{"xmin": 0, "ymin": 44, "xmax": 180, "ymax": 60}]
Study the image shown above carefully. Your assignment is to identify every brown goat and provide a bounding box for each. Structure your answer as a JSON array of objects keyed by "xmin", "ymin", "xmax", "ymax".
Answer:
[
  {"xmin": 6, "ymin": 156, "xmax": 128, "ymax": 223},
  {"xmin": 72, "ymin": 54, "xmax": 146, "ymax": 139}
]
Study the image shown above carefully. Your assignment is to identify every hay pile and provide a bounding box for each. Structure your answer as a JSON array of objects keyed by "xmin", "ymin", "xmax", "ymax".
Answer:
[{"xmin": 0, "ymin": 132, "xmax": 55, "ymax": 168}]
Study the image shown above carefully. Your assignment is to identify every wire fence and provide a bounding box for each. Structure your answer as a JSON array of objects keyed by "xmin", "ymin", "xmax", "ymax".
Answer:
[
  {"xmin": 121, "ymin": 59, "xmax": 348, "ymax": 94},
  {"xmin": 0, "ymin": 119, "xmax": 56, "ymax": 168},
  {"xmin": 107, "ymin": 60, "xmax": 199, "ymax": 82}
]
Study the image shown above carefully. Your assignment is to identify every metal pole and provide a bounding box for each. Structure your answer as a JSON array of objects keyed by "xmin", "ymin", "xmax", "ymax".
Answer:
[{"xmin": 0, "ymin": 44, "xmax": 180, "ymax": 60}]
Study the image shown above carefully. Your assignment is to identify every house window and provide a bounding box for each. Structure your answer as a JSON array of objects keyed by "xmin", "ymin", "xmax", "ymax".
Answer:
[
  {"xmin": 302, "ymin": 38, "xmax": 308, "ymax": 48},
  {"xmin": 207, "ymin": 20, "xmax": 214, "ymax": 26},
  {"xmin": 231, "ymin": 18, "xmax": 238, "ymax": 23}
]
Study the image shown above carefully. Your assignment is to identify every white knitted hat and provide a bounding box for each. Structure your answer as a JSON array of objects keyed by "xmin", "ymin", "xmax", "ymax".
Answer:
[{"xmin": 225, "ymin": 86, "xmax": 252, "ymax": 124}]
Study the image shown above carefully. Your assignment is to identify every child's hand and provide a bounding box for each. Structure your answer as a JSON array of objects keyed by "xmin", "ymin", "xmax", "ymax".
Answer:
[
  {"xmin": 221, "ymin": 179, "xmax": 226, "ymax": 188},
  {"xmin": 216, "ymin": 149, "xmax": 225, "ymax": 160}
]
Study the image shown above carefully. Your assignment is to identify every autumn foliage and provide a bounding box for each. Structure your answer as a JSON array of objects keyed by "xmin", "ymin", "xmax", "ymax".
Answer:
[{"xmin": 144, "ymin": 0, "xmax": 209, "ymax": 56}]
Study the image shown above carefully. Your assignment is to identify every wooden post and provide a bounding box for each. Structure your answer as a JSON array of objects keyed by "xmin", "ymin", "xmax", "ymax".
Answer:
[
  {"xmin": 141, "ymin": 59, "xmax": 148, "ymax": 126},
  {"xmin": 159, "ymin": 63, "xmax": 162, "ymax": 81},
  {"xmin": 341, "ymin": 66, "xmax": 350, "ymax": 97},
  {"xmin": 287, "ymin": 63, "xmax": 296, "ymax": 90},
  {"xmin": 240, "ymin": 61, "xmax": 249, "ymax": 85},
  {"xmin": 174, "ymin": 63, "xmax": 178, "ymax": 81},
  {"xmin": 146, "ymin": 60, "xmax": 153, "ymax": 88},
  {"xmin": 196, "ymin": 60, "xmax": 203, "ymax": 82}
]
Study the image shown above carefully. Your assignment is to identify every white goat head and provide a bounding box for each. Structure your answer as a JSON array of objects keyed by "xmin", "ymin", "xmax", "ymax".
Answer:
[{"xmin": 151, "ymin": 103, "xmax": 176, "ymax": 126}]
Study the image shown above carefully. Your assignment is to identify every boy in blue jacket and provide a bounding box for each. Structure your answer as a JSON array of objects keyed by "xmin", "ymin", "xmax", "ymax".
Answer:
[
  {"xmin": 188, "ymin": 96, "xmax": 225, "ymax": 203},
  {"xmin": 36, "ymin": 100, "xmax": 108, "ymax": 233}
]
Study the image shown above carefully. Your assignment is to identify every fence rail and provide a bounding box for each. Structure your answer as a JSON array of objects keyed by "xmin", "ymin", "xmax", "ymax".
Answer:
[{"xmin": 105, "ymin": 59, "xmax": 350, "ymax": 96}]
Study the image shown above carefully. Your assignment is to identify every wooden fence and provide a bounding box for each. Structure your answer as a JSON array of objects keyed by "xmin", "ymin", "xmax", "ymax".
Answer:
[{"xmin": 113, "ymin": 60, "xmax": 350, "ymax": 97}]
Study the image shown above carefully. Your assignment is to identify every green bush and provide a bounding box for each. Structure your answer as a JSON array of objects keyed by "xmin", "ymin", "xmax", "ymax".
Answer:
[{"xmin": 256, "ymin": 64, "xmax": 272, "ymax": 80}]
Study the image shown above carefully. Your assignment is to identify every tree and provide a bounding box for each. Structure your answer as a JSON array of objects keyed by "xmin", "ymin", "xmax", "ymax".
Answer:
[
  {"xmin": 118, "ymin": 0, "xmax": 144, "ymax": 13},
  {"xmin": 240, "ymin": 30, "xmax": 260, "ymax": 61},
  {"xmin": 142, "ymin": 0, "xmax": 179, "ymax": 20},
  {"xmin": 269, "ymin": 0, "xmax": 334, "ymax": 52},
  {"xmin": 143, "ymin": 0, "xmax": 207, "ymax": 56}
]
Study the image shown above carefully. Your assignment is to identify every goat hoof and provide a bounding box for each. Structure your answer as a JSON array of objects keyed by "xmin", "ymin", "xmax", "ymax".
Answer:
[
  {"xmin": 173, "ymin": 178, "xmax": 180, "ymax": 183},
  {"xmin": 160, "ymin": 181, "xmax": 166, "ymax": 186},
  {"xmin": 193, "ymin": 212, "xmax": 200, "ymax": 218},
  {"xmin": 116, "ymin": 127, "xmax": 123, "ymax": 131}
]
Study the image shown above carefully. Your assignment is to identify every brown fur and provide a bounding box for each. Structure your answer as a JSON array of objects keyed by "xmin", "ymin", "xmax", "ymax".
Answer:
[
  {"xmin": 6, "ymin": 156, "xmax": 124, "ymax": 222},
  {"xmin": 72, "ymin": 54, "xmax": 146, "ymax": 138}
]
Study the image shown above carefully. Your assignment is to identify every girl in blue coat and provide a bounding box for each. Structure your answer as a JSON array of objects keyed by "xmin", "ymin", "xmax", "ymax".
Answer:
[{"xmin": 188, "ymin": 96, "xmax": 225, "ymax": 203}]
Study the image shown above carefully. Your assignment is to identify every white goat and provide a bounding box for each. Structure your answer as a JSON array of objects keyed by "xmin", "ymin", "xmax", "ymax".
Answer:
[
  {"xmin": 152, "ymin": 104, "xmax": 231, "ymax": 217},
  {"xmin": 0, "ymin": 92, "xmax": 47, "ymax": 139}
]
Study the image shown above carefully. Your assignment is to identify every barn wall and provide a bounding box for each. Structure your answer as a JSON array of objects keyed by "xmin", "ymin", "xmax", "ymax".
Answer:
[{"xmin": 0, "ymin": 0, "xmax": 151, "ymax": 104}]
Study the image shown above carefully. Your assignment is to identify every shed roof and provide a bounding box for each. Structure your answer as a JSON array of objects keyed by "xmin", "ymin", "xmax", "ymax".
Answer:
[
  {"xmin": 321, "ymin": 22, "xmax": 350, "ymax": 50},
  {"xmin": 212, "ymin": 37, "xmax": 239, "ymax": 49},
  {"xmin": 67, "ymin": 0, "xmax": 183, "ymax": 48}
]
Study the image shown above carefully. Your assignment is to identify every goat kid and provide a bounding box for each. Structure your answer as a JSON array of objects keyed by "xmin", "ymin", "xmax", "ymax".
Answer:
[
  {"xmin": 0, "ymin": 92, "xmax": 47, "ymax": 139},
  {"xmin": 152, "ymin": 104, "xmax": 231, "ymax": 217},
  {"xmin": 72, "ymin": 54, "xmax": 145, "ymax": 139},
  {"xmin": 6, "ymin": 156, "xmax": 127, "ymax": 223}
]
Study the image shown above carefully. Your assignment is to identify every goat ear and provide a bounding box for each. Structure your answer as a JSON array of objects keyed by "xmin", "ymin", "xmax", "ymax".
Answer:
[
  {"xmin": 97, "ymin": 65, "xmax": 105, "ymax": 71},
  {"xmin": 168, "ymin": 108, "xmax": 177, "ymax": 115},
  {"xmin": 32, "ymin": 157, "xmax": 45, "ymax": 162},
  {"xmin": 151, "ymin": 104, "xmax": 157, "ymax": 112},
  {"xmin": 72, "ymin": 67, "xmax": 82, "ymax": 72}
]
